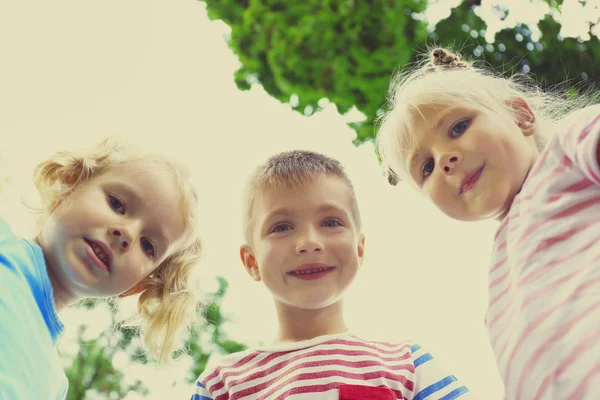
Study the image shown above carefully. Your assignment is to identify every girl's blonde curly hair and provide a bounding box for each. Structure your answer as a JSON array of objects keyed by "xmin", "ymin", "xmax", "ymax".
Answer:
[
  {"xmin": 377, "ymin": 46, "xmax": 592, "ymax": 186},
  {"xmin": 33, "ymin": 137, "xmax": 202, "ymax": 363}
]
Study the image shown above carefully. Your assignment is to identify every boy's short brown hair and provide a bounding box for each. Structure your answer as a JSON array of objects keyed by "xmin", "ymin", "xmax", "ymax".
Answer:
[{"xmin": 242, "ymin": 150, "xmax": 362, "ymax": 241}]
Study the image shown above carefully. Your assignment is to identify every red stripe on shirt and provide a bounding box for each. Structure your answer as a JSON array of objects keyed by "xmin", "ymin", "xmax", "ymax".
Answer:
[{"xmin": 505, "ymin": 280, "xmax": 600, "ymax": 388}]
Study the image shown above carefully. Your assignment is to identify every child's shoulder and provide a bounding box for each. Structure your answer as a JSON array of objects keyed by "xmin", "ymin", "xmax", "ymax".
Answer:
[
  {"xmin": 347, "ymin": 334, "xmax": 415, "ymax": 352},
  {"xmin": 568, "ymin": 104, "xmax": 600, "ymax": 118},
  {"xmin": 0, "ymin": 218, "xmax": 44, "ymax": 276},
  {"xmin": 556, "ymin": 104, "xmax": 600, "ymax": 133},
  {"xmin": 198, "ymin": 348, "xmax": 257, "ymax": 380}
]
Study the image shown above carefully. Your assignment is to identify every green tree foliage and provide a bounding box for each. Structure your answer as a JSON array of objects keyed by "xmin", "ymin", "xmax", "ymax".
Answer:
[
  {"xmin": 202, "ymin": 0, "xmax": 600, "ymax": 144},
  {"xmin": 65, "ymin": 300, "xmax": 149, "ymax": 400},
  {"xmin": 65, "ymin": 277, "xmax": 246, "ymax": 399},
  {"xmin": 186, "ymin": 277, "xmax": 247, "ymax": 382}
]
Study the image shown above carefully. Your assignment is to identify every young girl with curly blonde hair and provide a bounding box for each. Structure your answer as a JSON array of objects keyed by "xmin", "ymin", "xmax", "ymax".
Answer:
[{"xmin": 0, "ymin": 137, "xmax": 203, "ymax": 399}]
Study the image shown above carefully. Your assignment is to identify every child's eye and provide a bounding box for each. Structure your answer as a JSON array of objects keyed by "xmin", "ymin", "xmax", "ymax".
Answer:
[
  {"xmin": 450, "ymin": 119, "xmax": 470, "ymax": 138},
  {"xmin": 322, "ymin": 218, "xmax": 343, "ymax": 228},
  {"xmin": 271, "ymin": 223, "xmax": 292, "ymax": 233},
  {"xmin": 141, "ymin": 238, "xmax": 156, "ymax": 258},
  {"xmin": 108, "ymin": 195, "xmax": 126, "ymax": 214},
  {"xmin": 421, "ymin": 159, "xmax": 435, "ymax": 179}
]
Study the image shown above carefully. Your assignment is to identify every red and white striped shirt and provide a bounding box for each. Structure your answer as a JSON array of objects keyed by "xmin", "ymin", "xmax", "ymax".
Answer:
[
  {"xmin": 486, "ymin": 105, "xmax": 600, "ymax": 400},
  {"xmin": 191, "ymin": 332, "xmax": 470, "ymax": 399}
]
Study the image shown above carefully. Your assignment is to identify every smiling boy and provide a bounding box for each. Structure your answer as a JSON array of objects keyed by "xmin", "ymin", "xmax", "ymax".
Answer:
[{"xmin": 191, "ymin": 150, "xmax": 472, "ymax": 400}]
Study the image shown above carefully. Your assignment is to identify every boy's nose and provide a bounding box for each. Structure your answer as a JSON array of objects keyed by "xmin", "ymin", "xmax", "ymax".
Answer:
[
  {"xmin": 296, "ymin": 236, "xmax": 323, "ymax": 254},
  {"xmin": 297, "ymin": 244, "xmax": 322, "ymax": 254}
]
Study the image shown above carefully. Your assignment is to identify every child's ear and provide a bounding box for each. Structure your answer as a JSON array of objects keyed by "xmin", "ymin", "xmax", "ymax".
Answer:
[
  {"xmin": 510, "ymin": 97, "xmax": 536, "ymax": 137},
  {"xmin": 357, "ymin": 234, "xmax": 366, "ymax": 266},
  {"xmin": 240, "ymin": 244, "xmax": 261, "ymax": 282}
]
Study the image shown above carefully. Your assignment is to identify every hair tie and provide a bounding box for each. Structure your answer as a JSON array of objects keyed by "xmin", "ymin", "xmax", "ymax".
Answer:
[{"xmin": 430, "ymin": 48, "xmax": 468, "ymax": 70}]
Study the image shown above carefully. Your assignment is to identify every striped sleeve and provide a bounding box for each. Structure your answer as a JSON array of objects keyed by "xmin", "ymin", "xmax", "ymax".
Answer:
[
  {"xmin": 190, "ymin": 355, "xmax": 221, "ymax": 400},
  {"xmin": 559, "ymin": 105, "xmax": 600, "ymax": 185},
  {"xmin": 190, "ymin": 380, "xmax": 213, "ymax": 400},
  {"xmin": 411, "ymin": 344, "xmax": 471, "ymax": 400}
]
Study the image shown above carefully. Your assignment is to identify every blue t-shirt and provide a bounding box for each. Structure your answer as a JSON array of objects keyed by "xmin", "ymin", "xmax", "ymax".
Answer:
[{"xmin": 0, "ymin": 218, "xmax": 68, "ymax": 399}]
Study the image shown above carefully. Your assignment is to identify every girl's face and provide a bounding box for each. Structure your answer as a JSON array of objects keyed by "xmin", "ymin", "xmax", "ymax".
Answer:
[
  {"xmin": 38, "ymin": 159, "xmax": 188, "ymax": 303},
  {"xmin": 405, "ymin": 100, "xmax": 538, "ymax": 221}
]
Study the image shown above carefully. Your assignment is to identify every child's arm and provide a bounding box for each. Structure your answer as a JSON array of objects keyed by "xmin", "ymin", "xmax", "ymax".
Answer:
[
  {"xmin": 558, "ymin": 104, "xmax": 600, "ymax": 185},
  {"xmin": 411, "ymin": 344, "xmax": 473, "ymax": 399}
]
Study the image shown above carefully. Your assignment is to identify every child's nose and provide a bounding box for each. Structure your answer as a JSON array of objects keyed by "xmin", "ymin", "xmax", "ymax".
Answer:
[
  {"xmin": 111, "ymin": 228, "xmax": 132, "ymax": 251},
  {"xmin": 297, "ymin": 243, "xmax": 322, "ymax": 254},
  {"xmin": 296, "ymin": 233, "xmax": 323, "ymax": 254},
  {"xmin": 438, "ymin": 152, "xmax": 461, "ymax": 175}
]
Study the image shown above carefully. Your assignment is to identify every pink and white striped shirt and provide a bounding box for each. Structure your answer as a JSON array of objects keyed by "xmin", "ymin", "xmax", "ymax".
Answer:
[
  {"xmin": 191, "ymin": 332, "xmax": 470, "ymax": 399},
  {"xmin": 486, "ymin": 105, "xmax": 600, "ymax": 399}
]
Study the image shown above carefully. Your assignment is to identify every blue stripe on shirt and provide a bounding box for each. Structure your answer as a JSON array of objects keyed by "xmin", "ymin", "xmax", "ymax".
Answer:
[
  {"xmin": 414, "ymin": 352, "xmax": 433, "ymax": 367},
  {"xmin": 411, "ymin": 344, "xmax": 422, "ymax": 352},
  {"xmin": 191, "ymin": 395, "xmax": 212, "ymax": 400},
  {"xmin": 414, "ymin": 375, "xmax": 458, "ymax": 400},
  {"xmin": 439, "ymin": 386, "xmax": 469, "ymax": 400}
]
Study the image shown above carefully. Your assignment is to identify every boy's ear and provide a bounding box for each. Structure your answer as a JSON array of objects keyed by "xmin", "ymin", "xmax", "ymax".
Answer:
[
  {"xmin": 510, "ymin": 97, "xmax": 536, "ymax": 137},
  {"xmin": 357, "ymin": 234, "xmax": 366, "ymax": 266},
  {"xmin": 240, "ymin": 245, "xmax": 261, "ymax": 282}
]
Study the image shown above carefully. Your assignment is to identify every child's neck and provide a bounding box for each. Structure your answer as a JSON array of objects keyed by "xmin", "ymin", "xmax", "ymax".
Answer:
[
  {"xmin": 45, "ymin": 263, "xmax": 73, "ymax": 312},
  {"xmin": 34, "ymin": 236, "xmax": 74, "ymax": 312},
  {"xmin": 495, "ymin": 144, "xmax": 540, "ymax": 221},
  {"xmin": 273, "ymin": 300, "xmax": 348, "ymax": 344}
]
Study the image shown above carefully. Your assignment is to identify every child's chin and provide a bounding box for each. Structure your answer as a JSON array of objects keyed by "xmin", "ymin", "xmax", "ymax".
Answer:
[{"xmin": 295, "ymin": 296, "xmax": 341, "ymax": 310}]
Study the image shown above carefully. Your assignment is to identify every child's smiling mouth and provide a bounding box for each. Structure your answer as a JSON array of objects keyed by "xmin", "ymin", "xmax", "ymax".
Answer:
[
  {"xmin": 288, "ymin": 264, "xmax": 336, "ymax": 280},
  {"xmin": 83, "ymin": 238, "xmax": 113, "ymax": 272}
]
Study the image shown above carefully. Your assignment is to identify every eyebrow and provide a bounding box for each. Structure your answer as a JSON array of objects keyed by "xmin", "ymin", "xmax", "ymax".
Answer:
[
  {"xmin": 263, "ymin": 208, "xmax": 292, "ymax": 223},
  {"xmin": 317, "ymin": 204, "xmax": 350, "ymax": 219},
  {"xmin": 262, "ymin": 204, "xmax": 351, "ymax": 227}
]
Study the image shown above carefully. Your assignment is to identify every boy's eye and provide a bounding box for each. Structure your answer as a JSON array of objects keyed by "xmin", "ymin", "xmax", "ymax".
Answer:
[
  {"xmin": 450, "ymin": 119, "xmax": 470, "ymax": 138},
  {"xmin": 422, "ymin": 159, "xmax": 435, "ymax": 179},
  {"xmin": 322, "ymin": 218, "xmax": 343, "ymax": 228},
  {"xmin": 271, "ymin": 223, "xmax": 292, "ymax": 233},
  {"xmin": 108, "ymin": 195, "xmax": 126, "ymax": 214},
  {"xmin": 141, "ymin": 238, "xmax": 156, "ymax": 258}
]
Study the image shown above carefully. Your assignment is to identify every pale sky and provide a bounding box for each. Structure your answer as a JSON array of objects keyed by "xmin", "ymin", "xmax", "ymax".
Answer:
[{"xmin": 0, "ymin": 1, "xmax": 592, "ymax": 399}]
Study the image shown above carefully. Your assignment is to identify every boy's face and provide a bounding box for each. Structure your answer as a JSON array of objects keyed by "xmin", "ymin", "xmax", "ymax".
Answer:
[
  {"xmin": 406, "ymin": 100, "xmax": 538, "ymax": 221},
  {"xmin": 38, "ymin": 159, "xmax": 188, "ymax": 299},
  {"xmin": 241, "ymin": 174, "xmax": 365, "ymax": 311}
]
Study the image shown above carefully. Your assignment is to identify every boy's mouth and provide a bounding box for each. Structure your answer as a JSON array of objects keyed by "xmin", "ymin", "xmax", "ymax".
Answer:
[
  {"xmin": 84, "ymin": 238, "xmax": 113, "ymax": 272},
  {"xmin": 288, "ymin": 264, "xmax": 336, "ymax": 280}
]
